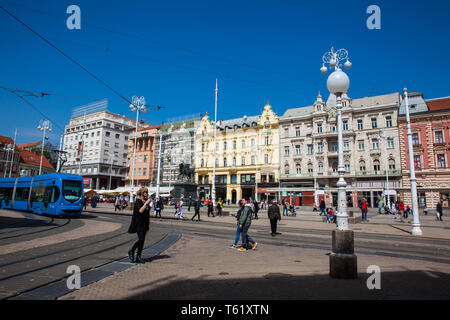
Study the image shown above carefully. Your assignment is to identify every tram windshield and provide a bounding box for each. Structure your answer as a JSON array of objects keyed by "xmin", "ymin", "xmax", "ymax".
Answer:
[{"xmin": 62, "ymin": 180, "xmax": 82, "ymax": 203}]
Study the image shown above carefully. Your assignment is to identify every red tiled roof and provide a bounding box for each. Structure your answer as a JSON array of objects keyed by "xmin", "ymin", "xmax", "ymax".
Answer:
[
  {"xmin": 426, "ymin": 97, "xmax": 450, "ymax": 111},
  {"xmin": 17, "ymin": 141, "xmax": 40, "ymax": 149},
  {"xmin": 19, "ymin": 149, "xmax": 54, "ymax": 170},
  {"xmin": 0, "ymin": 136, "xmax": 14, "ymax": 145}
]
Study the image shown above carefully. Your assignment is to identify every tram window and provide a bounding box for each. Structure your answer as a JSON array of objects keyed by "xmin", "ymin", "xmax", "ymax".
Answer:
[
  {"xmin": 15, "ymin": 188, "xmax": 30, "ymax": 201},
  {"xmin": 62, "ymin": 180, "xmax": 82, "ymax": 202},
  {"xmin": 32, "ymin": 187, "xmax": 45, "ymax": 202},
  {"xmin": 0, "ymin": 187, "xmax": 13, "ymax": 200}
]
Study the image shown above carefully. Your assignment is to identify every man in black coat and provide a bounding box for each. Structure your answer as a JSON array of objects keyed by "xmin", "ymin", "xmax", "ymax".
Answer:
[
  {"xmin": 437, "ymin": 201, "xmax": 443, "ymax": 221},
  {"xmin": 268, "ymin": 200, "xmax": 281, "ymax": 236},
  {"xmin": 191, "ymin": 197, "xmax": 202, "ymax": 221},
  {"xmin": 253, "ymin": 201, "xmax": 260, "ymax": 219}
]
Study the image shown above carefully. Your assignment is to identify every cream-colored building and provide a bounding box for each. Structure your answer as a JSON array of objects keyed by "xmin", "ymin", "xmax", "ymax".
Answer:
[
  {"xmin": 279, "ymin": 92, "xmax": 402, "ymax": 208},
  {"xmin": 195, "ymin": 103, "xmax": 279, "ymax": 203}
]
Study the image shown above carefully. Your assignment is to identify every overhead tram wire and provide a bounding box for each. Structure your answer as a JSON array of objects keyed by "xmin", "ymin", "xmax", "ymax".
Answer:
[
  {"xmin": 0, "ymin": 86, "xmax": 65, "ymax": 133},
  {"xmin": 0, "ymin": 86, "xmax": 102, "ymax": 102},
  {"xmin": 1, "ymin": 0, "xmax": 307, "ymax": 83},
  {"xmin": 0, "ymin": 5, "xmax": 159, "ymax": 111}
]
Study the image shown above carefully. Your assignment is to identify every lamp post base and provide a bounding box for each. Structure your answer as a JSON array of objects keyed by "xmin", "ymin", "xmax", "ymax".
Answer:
[
  {"xmin": 412, "ymin": 225, "xmax": 423, "ymax": 236},
  {"xmin": 329, "ymin": 230, "xmax": 358, "ymax": 279}
]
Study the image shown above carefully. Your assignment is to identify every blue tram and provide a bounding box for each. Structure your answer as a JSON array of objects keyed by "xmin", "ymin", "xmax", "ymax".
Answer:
[{"xmin": 0, "ymin": 173, "xmax": 83, "ymax": 216}]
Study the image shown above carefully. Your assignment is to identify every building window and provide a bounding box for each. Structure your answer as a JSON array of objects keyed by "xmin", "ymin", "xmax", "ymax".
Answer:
[
  {"xmin": 345, "ymin": 163, "xmax": 350, "ymax": 173},
  {"xmin": 373, "ymin": 160, "xmax": 381, "ymax": 173},
  {"xmin": 343, "ymin": 141, "xmax": 349, "ymax": 151},
  {"xmin": 201, "ymin": 159, "xmax": 204, "ymax": 167},
  {"xmin": 371, "ymin": 118, "xmax": 377, "ymax": 129},
  {"xmin": 318, "ymin": 162, "xmax": 323, "ymax": 173},
  {"xmin": 435, "ymin": 131, "xmax": 444, "ymax": 143},
  {"xmin": 251, "ymin": 139, "xmax": 255, "ymax": 147},
  {"xmin": 357, "ymin": 119, "xmax": 363, "ymax": 131},
  {"xmin": 385, "ymin": 137, "xmax": 393, "ymax": 149},
  {"xmin": 251, "ymin": 156, "xmax": 255, "ymax": 165},
  {"xmin": 232, "ymin": 157, "xmax": 236, "ymax": 166},
  {"xmin": 202, "ymin": 143, "xmax": 205, "ymax": 152},
  {"xmin": 359, "ymin": 160, "xmax": 366, "ymax": 172},
  {"xmin": 296, "ymin": 166, "xmax": 301, "ymax": 175},
  {"xmin": 264, "ymin": 154, "xmax": 269, "ymax": 164},
  {"xmin": 317, "ymin": 123, "xmax": 323, "ymax": 133},
  {"xmin": 318, "ymin": 142, "xmax": 323, "ymax": 153},
  {"xmin": 285, "ymin": 147, "xmax": 290, "ymax": 156},
  {"xmin": 307, "ymin": 144, "xmax": 313, "ymax": 154},
  {"xmin": 372, "ymin": 138, "xmax": 379, "ymax": 150},
  {"xmin": 358, "ymin": 140, "xmax": 365, "ymax": 150},
  {"xmin": 386, "ymin": 116, "xmax": 392, "ymax": 128},
  {"xmin": 296, "ymin": 128, "xmax": 301, "ymax": 137},
  {"xmin": 264, "ymin": 136, "xmax": 269, "ymax": 145},
  {"xmin": 143, "ymin": 155, "xmax": 147, "ymax": 163},
  {"xmin": 295, "ymin": 145, "xmax": 301, "ymax": 155},
  {"xmin": 389, "ymin": 159, "xmax": 396, "ymax": 170},
  {"xmin": 231, "ymin": 175, "xmax": 237, "ymax": 184},
  {"xmin": 343, "ymin": 120, "xmax": 348, "ymax": 131},
  {"xmin": 241, "ymin": 156, "xmax": 245, "ymax": 166},
  {"xmin": 224, "ymin": 142, "xmax": 227, "ymax": 150},
  {"xmin": 284, "ymin": 164, "xmax": 290, "ymax": 175},
  {"xmin": 233, "ymin": 140, "xmax": 237, "ymax": 150},
  {"xmin": 223, "ymin": 158, "xmax": 227, "ymax": 167},
  {"xmin": 331, "ymin": 142, "xmax": 338, "ymax": 152},
  {"xmin": 143, "ymin": 168, "xmax": 147, "ymax": 176},
  {"xmin": 412, "ymin": 133, "xmax": 420, "ymax": 145},
  {"xmin": 437, "ymin": 154, "xmax": 446, "ymax": 168},
  {"xmin": 241, "ymin": 139, "xmax": 245, "ymax": 148}
]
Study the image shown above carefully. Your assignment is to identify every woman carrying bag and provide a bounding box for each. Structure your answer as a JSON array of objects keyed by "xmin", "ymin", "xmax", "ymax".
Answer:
[{"xmin": 128, "ymin": 187, "xmax": 152, "ymax": 264}]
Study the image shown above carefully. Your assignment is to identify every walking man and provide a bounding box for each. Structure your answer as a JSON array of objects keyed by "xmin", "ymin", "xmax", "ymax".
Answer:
[
  {"xmin": 253, "ymin": 200, "xmax": 259, "ymax": 219},
  {"xmin": 361, "ymin": 198, "xmax": 368, "ymax": 221},
  {"xmin": 155, "ymin": 197, "xmax": 163, "ymax": 219},
  {"xmin": 268, "ymin": 200, "xmax": 281, "ymax": 236},
  {"xmin": 319, "ymin": 199, "xmax": 326, "ymax": 216},
  {"xmin": 282, "ymin": 199, "xmax": 288, "ymax": 217},
  {"xmin": 188, "ymin": 196, "xmax": 192, "ymax": 212},
  {"xmin": 217, "ymin": 198, "xmax": 223, "ymax": 217},
  {"xmin": 238, "ymin": 199, "xmax": 257, "ymax": 251},
  {"xmin": 207, "ymin": 199, "xmax": 214, "ymax": 217},
  {"xmin": 437, "ymin": 201, "xmax": 443, "ymax": 221},
  {"xmin": 191, "ymin": 197, "xmax": 202, "ymax": 221}
]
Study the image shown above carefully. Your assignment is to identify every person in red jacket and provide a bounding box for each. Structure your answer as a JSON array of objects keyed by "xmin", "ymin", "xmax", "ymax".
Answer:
[
  {"xmin": 361, "ymin": 198, "xmax": 368, "ymax": 221},
  {"xmin": 398, "ymin": 201, "xmax": 405, "ymax": 220}
]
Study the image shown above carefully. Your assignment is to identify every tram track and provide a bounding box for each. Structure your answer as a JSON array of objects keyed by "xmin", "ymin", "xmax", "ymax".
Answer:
[
  {"xmin": 0, "ymin": 217, "xmax": 72, "ymax": 241},
  {"xmin": 151, "ymin": 219, "xmax": 450, "ymax": 264}
]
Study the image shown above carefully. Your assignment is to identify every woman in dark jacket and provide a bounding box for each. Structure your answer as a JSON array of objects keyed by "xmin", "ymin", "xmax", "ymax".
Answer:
[{"xmin": 128, "ymin": 187, "xmax": 152, "ymax": 264}]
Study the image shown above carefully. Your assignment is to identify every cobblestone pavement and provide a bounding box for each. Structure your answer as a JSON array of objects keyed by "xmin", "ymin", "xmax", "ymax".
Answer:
[
  {"xmin": 59, "ymin": 233, "xmax": 450, "ymax": 300},
  {"xmin": 58, "ymin": 204, "xmax": 450, "ymax": 300}
]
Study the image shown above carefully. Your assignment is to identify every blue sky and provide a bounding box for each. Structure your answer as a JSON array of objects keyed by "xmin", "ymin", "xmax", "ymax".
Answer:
[{"xmin": 1, "ymin": 0, "xmax": 449, "ymax": 146}]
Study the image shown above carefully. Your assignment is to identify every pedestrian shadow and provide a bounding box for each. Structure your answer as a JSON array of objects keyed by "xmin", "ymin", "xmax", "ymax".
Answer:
[
  {"xmin": 143, "ymin": 254, "xmax": 171, "ymax": 263},
  {"xmin": 124, "ymin": 269, "xmax": 450, "ymax": 300}
]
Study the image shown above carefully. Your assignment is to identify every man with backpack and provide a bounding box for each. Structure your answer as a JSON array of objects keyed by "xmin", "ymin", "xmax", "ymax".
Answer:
[{"xmin": 238, "ymin": 199, "xmax": 258, "ymax": 252}]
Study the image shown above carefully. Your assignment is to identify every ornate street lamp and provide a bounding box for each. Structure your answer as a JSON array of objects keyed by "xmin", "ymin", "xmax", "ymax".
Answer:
[
  {"xmin": 129, "ymin": 96, "xmax": 146, "ymax": 205},
  {"xmin": 322, "ymin": 47, "xmax": 351, "ymax": 230},
  {"xmin": 321, "ymin": 47, "xmax": 357, "ymax": 279}
]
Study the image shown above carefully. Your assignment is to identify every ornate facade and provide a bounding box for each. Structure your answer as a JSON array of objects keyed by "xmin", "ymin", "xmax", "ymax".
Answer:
[
  {"xmin": 195, "ymin": 103, "xmax": 279, "ymax": 203},
  {"xmin": 398, "ymin": 93, "xmax": 450, "ymax": 208},
  {"xmin": 279, "ymin": 92, "xmax": 402, "ymax": 208}
]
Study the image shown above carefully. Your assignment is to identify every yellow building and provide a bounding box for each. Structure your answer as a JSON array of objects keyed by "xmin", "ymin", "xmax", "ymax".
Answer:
[{"xmin": 195, "ymin": 102, "xmax": 279, "ymax": 203}]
